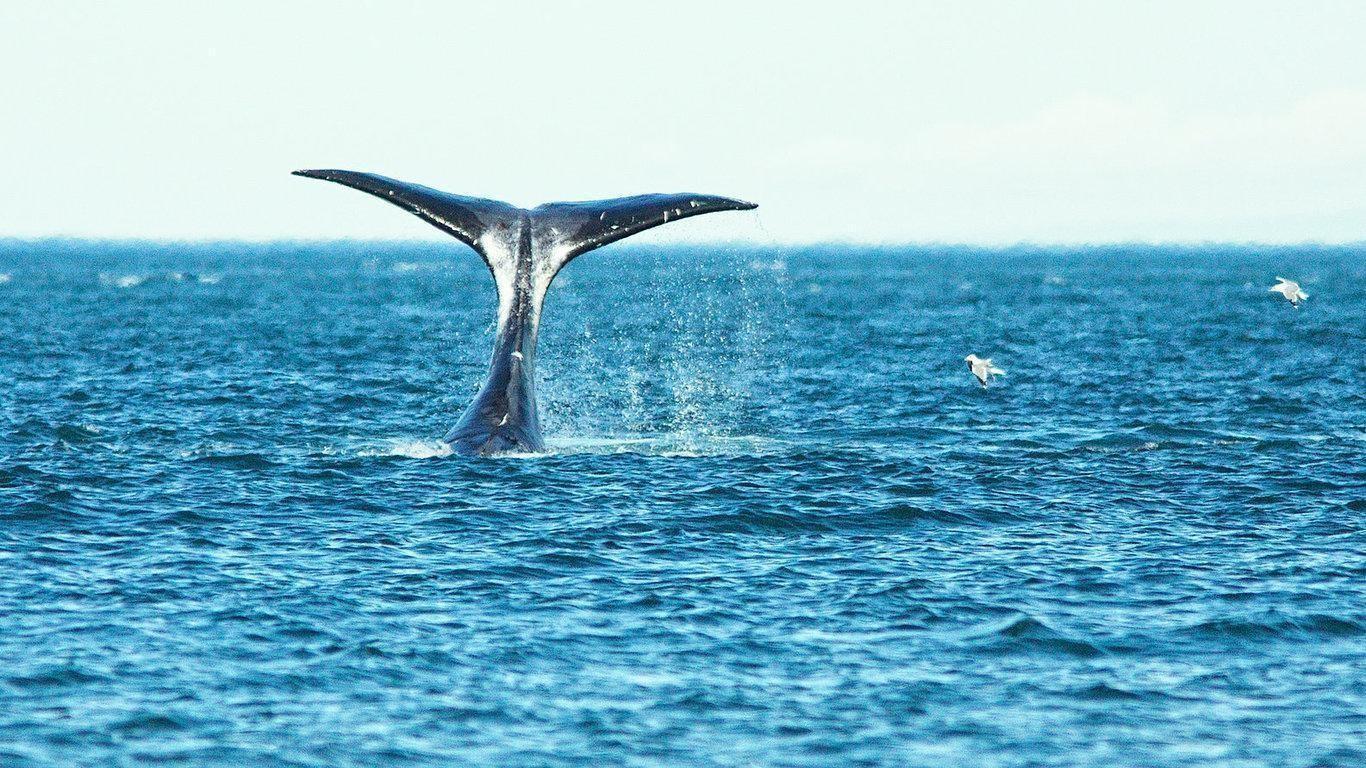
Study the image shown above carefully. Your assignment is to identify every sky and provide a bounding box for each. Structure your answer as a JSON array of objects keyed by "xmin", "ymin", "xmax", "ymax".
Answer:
[{"xmin": 2, "ymin": 1, "xmax": 1365, "ymax": 243}]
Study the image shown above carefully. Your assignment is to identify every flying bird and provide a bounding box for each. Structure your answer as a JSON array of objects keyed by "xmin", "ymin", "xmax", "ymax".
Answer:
[
  {"xmin": 965, "ymin": 354, "xmax": 1005, "ymax": 387},
  {"xmin": 1269, "ymin": 277, "xmax": 1308, "ymax": 308}
]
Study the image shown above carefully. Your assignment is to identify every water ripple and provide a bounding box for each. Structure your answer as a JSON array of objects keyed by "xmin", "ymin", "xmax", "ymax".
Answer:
[{"xmin": 0, "ymin": 242, "xmax": 1361, "ymax": 767}]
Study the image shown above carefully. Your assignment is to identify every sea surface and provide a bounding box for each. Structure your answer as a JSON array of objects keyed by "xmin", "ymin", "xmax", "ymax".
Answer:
[{"xmin": 0, "ymin": 240, "xmax": 1362, "ymax": 767}]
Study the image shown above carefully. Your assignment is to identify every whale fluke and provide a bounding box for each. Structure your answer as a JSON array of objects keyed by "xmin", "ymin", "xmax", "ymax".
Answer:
[
  {"xmin": 294, "ymin": 169, "xmax": 755, "ymax": 279},
  {"xmin": 294, "ymin": 169, "xmax": 756, "ymax": 455},
  {"xmin": 292, "ymin": 169, "xmax": 522, "ymax": 278},
  {"xmin": 532, "ymin": 194, "xmax": 759, "ymax": 273}
]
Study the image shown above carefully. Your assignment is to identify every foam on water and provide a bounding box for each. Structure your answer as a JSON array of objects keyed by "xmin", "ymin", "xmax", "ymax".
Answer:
[
  {"xmin": 100, "ymin": 272, "xmax": 149, "ymax": 288},
  {"xmin": 362, "ymin": 439, "xmax": 455, "ymax": 459}
]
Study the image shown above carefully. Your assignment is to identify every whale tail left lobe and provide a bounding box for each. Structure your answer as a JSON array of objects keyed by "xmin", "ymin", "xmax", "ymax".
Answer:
[{"xmin": 291, "ymin": 169, "xmax": 525, "ymax": 283}]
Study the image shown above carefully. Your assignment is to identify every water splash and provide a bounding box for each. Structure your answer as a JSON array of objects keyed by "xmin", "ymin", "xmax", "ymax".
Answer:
[
  {"xmin": 535, "ymin": 245, "xmax": 785, "ymax": 449},
  {"xmin": 360, "ymin": 439, "xmax": 454, "ymax": 459}
]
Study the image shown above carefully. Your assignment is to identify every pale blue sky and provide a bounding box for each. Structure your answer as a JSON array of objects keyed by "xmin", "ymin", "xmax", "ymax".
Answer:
[{"xmin": 2, "ymin": 1, "xmax": 1365, "ymax": 243}]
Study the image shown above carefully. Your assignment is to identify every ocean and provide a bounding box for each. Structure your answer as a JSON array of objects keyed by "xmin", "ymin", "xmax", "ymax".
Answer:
[{"xmin": 1, "ymin": 240, "xmax": 1362, "ymax": 766}]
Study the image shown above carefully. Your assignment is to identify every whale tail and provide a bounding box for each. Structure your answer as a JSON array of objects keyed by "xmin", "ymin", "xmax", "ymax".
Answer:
[
  {"xmin": 292, "ymin": 169, "xmax": 756, "ymax": 454},
  {"xmin": 291, "ymin": 169, "xmax": 755, "ymax": 283}
]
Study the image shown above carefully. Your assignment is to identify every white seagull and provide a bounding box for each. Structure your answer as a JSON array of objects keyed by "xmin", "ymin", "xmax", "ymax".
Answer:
[
  {"xmin": 1269, "ymin": 277, "xmax": 1308, "ymax": 308},
  {"xmin": 965, "ymin": 354, "xmax": 1005, "ymax": 387}
]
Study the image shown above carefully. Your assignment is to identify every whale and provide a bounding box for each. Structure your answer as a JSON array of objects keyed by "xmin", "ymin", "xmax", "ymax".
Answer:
[{"xmin": 294, "ymin": 169, "xmax": 756, "ymax": 455}]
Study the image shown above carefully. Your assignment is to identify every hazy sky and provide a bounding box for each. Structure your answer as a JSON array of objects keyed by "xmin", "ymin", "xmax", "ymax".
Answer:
[{"xmin": 3, "ymin": 1, "xmax": 1365, "ymax": 243}]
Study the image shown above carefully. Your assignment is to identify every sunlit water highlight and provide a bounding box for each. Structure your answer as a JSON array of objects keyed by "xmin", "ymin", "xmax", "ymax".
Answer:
[{"xmin": 0, "ymin": 241, "xmax": 1362, "ymax": 766}]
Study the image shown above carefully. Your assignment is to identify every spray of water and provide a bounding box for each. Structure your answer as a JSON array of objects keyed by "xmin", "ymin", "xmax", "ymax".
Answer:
[{"xmin": 535, "ymin": 238, "xmax": 789, "ymax": 455}]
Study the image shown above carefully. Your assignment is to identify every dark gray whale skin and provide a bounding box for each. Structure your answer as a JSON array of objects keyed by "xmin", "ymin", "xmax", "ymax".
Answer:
[{"xmin": 293, "ymin": 170, "xmax": 756, "ymax": 455}]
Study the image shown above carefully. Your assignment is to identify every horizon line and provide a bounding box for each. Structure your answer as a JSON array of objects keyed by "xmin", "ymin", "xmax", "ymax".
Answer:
[{"xmin": 2, "ymin": 236, "xmax": 1366, "ymax": 250}]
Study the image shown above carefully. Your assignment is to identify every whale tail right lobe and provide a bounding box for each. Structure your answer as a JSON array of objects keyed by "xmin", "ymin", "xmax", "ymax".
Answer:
[{"xmin": 529, "ymin": 193, "xmax": 759, "ymax": 277}]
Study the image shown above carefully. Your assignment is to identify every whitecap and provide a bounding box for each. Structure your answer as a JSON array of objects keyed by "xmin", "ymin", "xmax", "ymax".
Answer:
[
  {"xmin": 393, "ymin": 262, "xmax": 443, "ymax": 273},
  {"xmin": 485, "ymin": 451, "xmax": 546, "ymax": 460},
  {"xmin": 100, "ymin": 273, "xmax": 148, "ymax": 288},
  {"xmin": 360, "ymin": 440, "xmax": 453, "ymax": 459}
]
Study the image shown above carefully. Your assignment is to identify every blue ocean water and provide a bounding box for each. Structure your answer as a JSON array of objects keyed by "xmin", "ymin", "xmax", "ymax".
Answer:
[{"xmin": 0, "ymin": 239, "xmax": 1362, "ymax": 767}]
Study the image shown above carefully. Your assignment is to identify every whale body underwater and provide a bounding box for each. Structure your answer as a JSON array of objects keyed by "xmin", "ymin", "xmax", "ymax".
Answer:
[{"xmin": 294, "ymin": 169, "xmax": 757, "ymax": 456}]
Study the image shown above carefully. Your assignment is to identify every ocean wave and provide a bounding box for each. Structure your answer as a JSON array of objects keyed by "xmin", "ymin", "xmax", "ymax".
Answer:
[
  {"xmin": 7, "ymin": 665, "xmax": 111, "ymax": 689},
  {"xmin": 1179, "ymin": 613, "xmax": 1363, "ymax": 642},
  {"xmin": 53, "ymin": 423, "xmax": 103, "ymax": 444},
  {"xmin": 180, "ymin": 444, "xmax": 281, "ymax": 469},
  {"xmin": 960, "ymin": 615, "xmax": 1106, "ymax": 658},
  {"xmin": 1071, "ymin": 682, "xmax": 1168, "ymax": 702}
]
